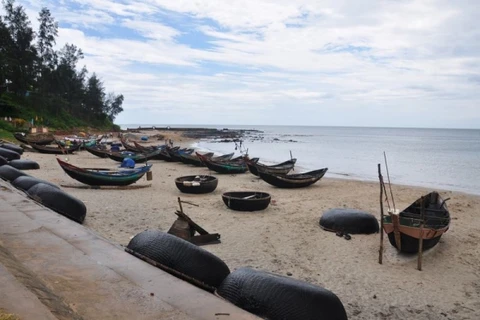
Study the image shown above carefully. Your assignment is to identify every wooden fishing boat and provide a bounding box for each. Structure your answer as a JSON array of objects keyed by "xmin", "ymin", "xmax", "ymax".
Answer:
[
  {"xmin": 211, "ymin": 152, "xmax": 234, "ymax": 162},
  {"xmin": 225, "ymin": 155, "xmax": 244, "ymax": 163},
  {"xmin": 258, "ymin": 168, "xmax": 328, "ymax": 188},
  {"xmin": 153, "ymin": 147, "xmax": 176, "ymax": 161},
  {"xmin": 245, "ymin": 157, "xmax": 297, "ymax": 176},
  {"xmin": 193, "ymin": 152, "xmax": 235, "ymax": 166},
  {"xmin": 179, "ymin": 152, "xmax": 214, "ymax": 166},
  {"xmin": 382, "ymin": 192, "xmax": 450, "ymax": 253},
  {"xmin": 133, "ymin": 141, "xmax": 151, "ymax": 152},
  {"xmin": 175, "ymin": 175, "xmax": 218, "ymax": 194},
  {"xmin": 30, "ymin": 142, "xmax": 81, "ymax": 154},
  {"xmin": 84, "ymin": 145, "xmax": 111, "ymax": 158},
  {"xmin": 222, "ymin": 191, "xmax": 271, "ymax": 211},
  {"xmin": 57, "ymin": 158, "xmax": 152, "ymax": 186},
  {"xmin": 204, "ymin": 159, "xmax": 248, "ymax": 174},
  {"xmin": 196, "ymin": 153, "xmax": 248, "ymax": 174},
  {"xmin": 107, "ymin": 149, "xmax": 162, "ymax": 163},
  {"xmin": 58, "ymin": 138, "xmax": 97, "ymax": 148},
  {"xmin": 14, "ymin": 132, "xmax": 55, "ymax": 145},
  {"xmin": 133, "ymin": 141, "xmax": 165, "ymax": 153},
  {"xmin": 167, "ymin": 147, "xmax": 195, "ymax": 162},
  {"xmin": 120, "ymin": 137, "xmax": 142, "ymax": 152}
]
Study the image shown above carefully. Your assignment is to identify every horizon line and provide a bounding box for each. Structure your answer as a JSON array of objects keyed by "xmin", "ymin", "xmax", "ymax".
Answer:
[{"xmin": 116, "ymin": 123, "xmax": 480, "ymax": 130}]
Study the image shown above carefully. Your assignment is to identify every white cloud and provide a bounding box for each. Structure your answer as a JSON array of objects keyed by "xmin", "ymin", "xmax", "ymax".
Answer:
[
  {"xmin": 121, "ymin": 19, "xmax": 180, "ymax": 41},
  {"xmin": 10, "ymin": 0, "xmax": 480, "ymax": 127}
]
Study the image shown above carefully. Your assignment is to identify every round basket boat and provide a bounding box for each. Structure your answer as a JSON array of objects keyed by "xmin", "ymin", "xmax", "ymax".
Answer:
[
  {"xmin": 222, "ymin": 191, "xmax": 271, "ymax": 212},
  {"xmin": 175, "ymin": 175, "xmax": 218, "ymax": 194}
]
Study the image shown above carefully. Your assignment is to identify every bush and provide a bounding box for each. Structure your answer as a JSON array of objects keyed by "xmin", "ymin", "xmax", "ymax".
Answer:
[{"xmin": 0, "ymin": 120, "xmax": 15, "ymax": 131}]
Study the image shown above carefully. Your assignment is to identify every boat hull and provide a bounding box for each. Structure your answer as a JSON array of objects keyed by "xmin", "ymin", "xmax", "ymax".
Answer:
[
  {"xmin": 179, "ymin": 153, "xmax": 214, "ymax": 167},
  {"xmin": 30, "ymin": 143, "xmax": 81, "ymax": 154},
  {"xmin": 205, "ymin": 160, "xmax": 247, "ymax": 174},
  {"xmin": 385, "ymin": 231, "xmax": 444, "ymax": 253},
  {"xmin": 14, "ymin": 133, "xmax": 54, "ymax": 145},
  {"xmin": 382, "ymin": 191, "xmax": 451, "ymax": 253},
  {"xmin": 57, "ymin": 159, "xmax": 151, "ymax": 186},
  {"xmin": 175, "ymin": 175, "xmax": 218, "ymax": 194},
  {"xmin": 107, "ymin": 149, "xmax": 161, "ymax": 163},
  {"xmin": 246, "ymin": 158, "xmax": 296, "ymax": 177},
  {"xmin": 222, "ymin": 191, "xmax": 271, "ymax": 211},
  {"xmin": 85, "ymin": 146, "xmax": 110, "ymax": 158},
  {"xmin": 258, "ymin": 168, "xmax": 328, "ymax": 188}
]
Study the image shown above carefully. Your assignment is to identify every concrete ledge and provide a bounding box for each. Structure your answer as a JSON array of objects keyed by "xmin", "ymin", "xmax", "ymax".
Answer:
[
  {"xmin": 0, "ymin": 262, "xmax": 59, "ymax": 320},
  {"xmin": 0, "ymin": 181, "xmax": 258, "ymax": 320}
]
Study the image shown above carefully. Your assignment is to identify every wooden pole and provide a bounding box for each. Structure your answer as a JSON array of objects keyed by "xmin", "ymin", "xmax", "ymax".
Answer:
[
  {"xmin": 417, "ymin": 196, "xmax": 425, "ymax": 271},
  {"xmin": 177, "ymin": 197, "xmax": 184, "ymax": 214},
  {"xmin": 383, "ymin": 152, "xmax": 396, "ymax": 211},
  {"xmin": 290, "ymin": 150, "xmax": 294, "ymax": 171},
  {"xmin": 378, "ymin": 164, "xmax": 384, "ymax": 265}
]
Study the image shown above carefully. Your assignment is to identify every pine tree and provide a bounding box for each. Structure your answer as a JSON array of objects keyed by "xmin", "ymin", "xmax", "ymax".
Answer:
[
  {"xmin": 36, "ymin": 7, "xmax": 58, "ymax": 93},
  {"xmin": 1, "ymin": 0, "xmax": 37, "ymax": 96},
  {"xmin": 0, "ymin": 0, "xmax": 124, "ymax": 127}
]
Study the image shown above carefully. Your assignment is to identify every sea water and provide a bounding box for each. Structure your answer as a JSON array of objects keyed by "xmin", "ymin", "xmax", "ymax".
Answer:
[{"xmin": 120, "ymin": 125, "xmax": 480, "ymax": 195}]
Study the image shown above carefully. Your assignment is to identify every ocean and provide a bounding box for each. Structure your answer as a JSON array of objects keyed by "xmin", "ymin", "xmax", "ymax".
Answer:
[{"xmin": 120, "ymin": 125, "xmax": 480, "ymax": 195}]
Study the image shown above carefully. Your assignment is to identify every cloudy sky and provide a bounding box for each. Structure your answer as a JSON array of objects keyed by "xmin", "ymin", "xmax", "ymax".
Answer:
[{"xmin": 18, "ymin": 0, "xmax": 480, "ymax": 128}]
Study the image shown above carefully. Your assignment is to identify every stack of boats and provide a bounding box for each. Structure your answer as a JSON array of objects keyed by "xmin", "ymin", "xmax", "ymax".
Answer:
[
  {"xmin": 13, "ymin": 132, "xmax": 330, "ymax": 190},
  {"xmin": 86, "ymin": 137, "xmax": 329, "ymax": 189},
  {"xmin": 14, "ymin": 132, "xmax": 100, "ymax": 154}
]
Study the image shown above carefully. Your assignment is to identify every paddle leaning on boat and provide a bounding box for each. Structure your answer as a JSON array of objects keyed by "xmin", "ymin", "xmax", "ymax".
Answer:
[{"xmin": 56, "ymin": 158, "xmax": 152, "ymax": 186}]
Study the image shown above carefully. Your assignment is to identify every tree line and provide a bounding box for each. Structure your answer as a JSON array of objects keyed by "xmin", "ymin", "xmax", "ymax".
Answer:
[{"xmin": 0, "ymin": 0, "xmax": 123, "ymax": 127}]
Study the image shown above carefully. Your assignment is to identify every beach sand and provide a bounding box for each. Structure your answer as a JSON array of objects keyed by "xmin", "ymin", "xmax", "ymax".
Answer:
[{"xmin": 17, "ymin": 130, "xmax": 480, "ymax": 320}]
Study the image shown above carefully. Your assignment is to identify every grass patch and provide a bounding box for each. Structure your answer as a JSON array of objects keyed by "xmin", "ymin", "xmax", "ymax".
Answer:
[
  {"xmin": 0, "ymin": 129, "xmax": 15, "ymax": 143},
  {"xmin": 0, "ymin": 309, "xmax": 21, "ymax": 320}
]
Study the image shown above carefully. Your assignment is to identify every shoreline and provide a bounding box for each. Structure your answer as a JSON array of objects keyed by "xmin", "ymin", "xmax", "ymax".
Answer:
[
  {"xmin": 186, "ymin": 139, "xmax": 480, "ymax": 197},
  {"xmin": 29, "ymin": 126, "xmax": 479, "ymax": 197},
  {"xmin": 120, "ymin": 128, "xmax": 480, "ymax": 198}
]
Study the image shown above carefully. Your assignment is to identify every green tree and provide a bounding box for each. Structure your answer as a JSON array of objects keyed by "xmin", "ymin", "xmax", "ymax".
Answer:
[
  {"xmin": 0, "ymin": 16, "xmax": 13, "ymax": 93},
  {"xmin": 2, "ymin": 0, "xmax": 37, "ymax": 96},
  {"xmin": 37, "ymin": 8, "xmax": 57, "ymax": 67},
  {"xmin": 50, "ymin": 44, "xmax": 84, "ymax": 114},
  {"xmin": 104, "ymin": 92, "xmax": 124, "ymax": 122},
  {"xmin": 36, "ymin": 7, "xmax": 58, "ymax": 93},
  {"xmin": 84, "ymin": 73, "xmax": 105, "ymax": 123},
  {"xmin": 0, "ymin": 1, "xmax": 124, "ymax": 128}
]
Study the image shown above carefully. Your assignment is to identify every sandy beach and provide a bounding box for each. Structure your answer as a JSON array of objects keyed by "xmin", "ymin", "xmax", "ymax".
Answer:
[{"xmin": 16, "ymin": 130, "xmax": 480, "ymax": 320}]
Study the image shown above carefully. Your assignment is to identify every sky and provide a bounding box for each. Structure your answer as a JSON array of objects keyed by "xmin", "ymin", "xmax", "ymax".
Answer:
[{"xmin": 14, "ymin": 0, "xmax": 480, "ymax": 128}]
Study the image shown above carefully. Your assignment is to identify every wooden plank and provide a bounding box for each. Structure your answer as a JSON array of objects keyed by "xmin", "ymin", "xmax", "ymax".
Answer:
[
  {"xmin": 391, "ymin": 212, "xmax": 402, "ymax": 252},
  {"xmin": 174, "ymin": 211, "xmax": 209, "ymax": 235},
  {"xmin": 168, "ymin": 219, "xmax": 193, "ymax": 241},
  {"xmin": 190, "ymin": 234, "xmax": 221, "ymax": 246}
]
